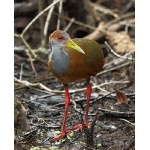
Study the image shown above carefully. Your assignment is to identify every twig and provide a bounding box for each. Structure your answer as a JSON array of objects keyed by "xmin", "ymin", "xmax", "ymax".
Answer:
[
  {"xmin": 121, "ymin": 0, "xmax": 134, "ymax": 15},
  {"xmin": 119, "ymin": 118, "xmax": 135, "ymax": 126},
  {"xmin": 83, "ymin": 0, "xmax": 100, "ymax": 21},
  {"xmin": 84, "ymin": 12, "xmax": 134, "ymax": 40},
  {"xmin": 14, "ymin": 33, "xmax": 47, "ymax": 64},
  {"xmin": 14, "ymin": 77, "xmax": 62, "ymax": 93},
  {"xmin": 21, "ymin": 0, "xmax": 61, "ymax": 36},
  {"xmin": 19, "ymin": 63, "xmax": 24, "ymax": 80},
  {"xmin": 57, "ymin": 0, "xmax": 63, "ymax": 30},
  {"xmin": 14, "ymin": 0, "xmax": 37, "ymax": 13},
  {"xmin": 30, "ymin": 87, "xmax": 53, "ymax": 94},
  {"xmin": 14, "ymin": 46, "xmax": 25, "ymax": 51},
  {"xmin": 84, "ymin": 22, "xmax": 106, "ymax": 40},
  {"xmin": 53, "ymin": 12, "xmax": 105, "ymax": 32},
  {"xmin": 91, "ymin": 3, "xmax": 119, "ymax": 18},
  {"xmin": 24, "ymin": 47, "xmax": 37, "ymax": 76},
  {"xmin": 54, "ymin": 8, "xmax": 129, "ymax": 36},
  {"xmin": 90, "ymin": 85, "xmax": 128, "ymax": 105},
  {"xmin": 19, "ymin": 36, "xmax": 37, "ymax": 75},
  {"xmin": 93, "ymin": 80, "xmax": 129, "ymax": 90},
  {"xmin": 64, "ymin": 18, "xmax": 75, "ymax": 32},
  {"xmin": 70, "ymin": 80, "xmax": 129, "ymax": 94},
  {"xmin": 105, "ymin": 41, "xmax": 134, "ymax": 60},
  {"xmin": 20, "ymin": 36, "xmax": 38, "ymax": 76},
  {"xmin": 90, "ymin": 111, "xmax": 99, "ymax": 137},
  {"xmin": 42, "ymin": 0, "xmax": 55, "ymax": 47},
  {"xmin": 14, "ymin": 33, "xmax": 20, "ymax": 38},
  {"xmin": 91, "ymin": 80, "xmax": 110, "ymax": 94},
  {"xmin": 15, "ymin": 75, "xmax": 130, "ymax": 100},
  {"xmin": 38, "ymin": 0, "xmax": 44, "ymax": 47},
  {"xmin": 71, "ymin": 100, "xmax": 84, "ymax": 115},
  {"xmin": 105, "ymin": 12, "xmax": 135, "ymax": 29},
  {"xmin": 125, "ymin": 22, "xmax": 135, "ymax": 34},
  {"xmin": 96, "ymin": 62, "xmax": 131, "ymax": 76},
  {"xmin": 54, "ymin": 11, "xmax": 134, "ymax": 42},
  {"xmin": 71, "ymin": 100, "xmax": 96, "ymax": 116},
  {"xmin": 29, "ymin": 122, "xmax": 60, "ymax": 129},
  {"xmin": 48, "ymin": 85, "xmax": 129, "ymax": 107},
  {"xmin": 103, "ymin": 53, "xmax": 133, "ymax": 70}
]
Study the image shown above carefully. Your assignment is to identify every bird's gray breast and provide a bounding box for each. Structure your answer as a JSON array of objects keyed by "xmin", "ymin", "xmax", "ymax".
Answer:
[{"xmin": 50, "ymin": 48, "xmax": 70, "ymax": 74}]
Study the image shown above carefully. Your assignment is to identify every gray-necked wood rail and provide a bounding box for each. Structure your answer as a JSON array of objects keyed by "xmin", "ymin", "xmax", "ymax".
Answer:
[{"xmin": 48, "ymin": 30, "xmax": 106, "ymax": 142}]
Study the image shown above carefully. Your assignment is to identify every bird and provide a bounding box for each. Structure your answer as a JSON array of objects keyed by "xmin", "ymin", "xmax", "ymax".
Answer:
[{"xmin": 48, "ymin": 30, "xmax": 106, "ymax": 142}]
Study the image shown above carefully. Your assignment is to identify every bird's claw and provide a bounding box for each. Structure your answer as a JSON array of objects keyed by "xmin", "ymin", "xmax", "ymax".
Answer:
[{"xmin": 50, "ymin": 124, "xmax": 90, "ymax": 142}]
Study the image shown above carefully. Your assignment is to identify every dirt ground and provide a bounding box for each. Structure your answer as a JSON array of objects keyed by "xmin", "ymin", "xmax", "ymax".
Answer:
[{"xmin": 14, "ymin": 0, "xmax": 135, "ymax": 149}]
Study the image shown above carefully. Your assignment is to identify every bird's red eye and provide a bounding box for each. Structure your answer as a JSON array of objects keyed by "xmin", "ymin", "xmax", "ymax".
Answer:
[{"xmin": 58, "ymin": 35, "xmax": 63, "ymax": 40}]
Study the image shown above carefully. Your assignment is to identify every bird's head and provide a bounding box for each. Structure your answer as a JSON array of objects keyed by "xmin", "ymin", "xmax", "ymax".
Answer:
[{"xmin": 49, "ymin": 30, "xmax": 85, "ymax": 54}]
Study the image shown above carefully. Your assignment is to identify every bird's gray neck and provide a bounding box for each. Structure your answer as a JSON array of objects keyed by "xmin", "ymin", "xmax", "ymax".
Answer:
[{"xmin": 49, "ymin": 46, "xmax": 70, "ymax": 74}]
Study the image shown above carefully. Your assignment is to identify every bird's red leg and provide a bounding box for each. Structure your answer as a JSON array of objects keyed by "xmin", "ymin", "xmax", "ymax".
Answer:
[
  {"xmin": 50, "ymin": 81, "xmax": 92, "ymax": 142},
  {"xmin": 84, "ymin": 80, "xmax": 92, "ymax": 127},
  {"xmin": 66, "ymin": 80, "xmax": 91, "ymax": 131},
  {"xmin": 50, "ymin": 84, "xmax": 70, "ymax": 142}
]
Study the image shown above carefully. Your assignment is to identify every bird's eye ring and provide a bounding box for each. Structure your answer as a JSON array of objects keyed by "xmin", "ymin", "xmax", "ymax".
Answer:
[{"xmin": 58, "ymin": 35, "xmax": 63, "ymax": 40}]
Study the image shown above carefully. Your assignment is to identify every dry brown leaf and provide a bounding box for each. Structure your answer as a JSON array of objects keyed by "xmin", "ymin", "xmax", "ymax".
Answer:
[
  {"xmin": 106, "ymin": 31, "xmax": 135, "ymax": 53},
  {"xmin": 114, "ymin": 88, "xmax": 128, "ymax": 104}
]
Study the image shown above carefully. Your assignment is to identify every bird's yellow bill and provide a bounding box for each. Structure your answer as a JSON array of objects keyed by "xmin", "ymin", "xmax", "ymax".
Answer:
[{"xmin": 66, "ymin": 39, "xmax": 85, "ymax": 54}]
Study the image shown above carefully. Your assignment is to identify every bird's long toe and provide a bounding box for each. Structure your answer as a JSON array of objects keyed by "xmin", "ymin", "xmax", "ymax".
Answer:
[
  {"xmin": 66, "ymin": 123, "xmax": 89, "ymax": 133},
  {"xmin": 50, "ymin": 132, "xmax": 66, "ymax": 142}
]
